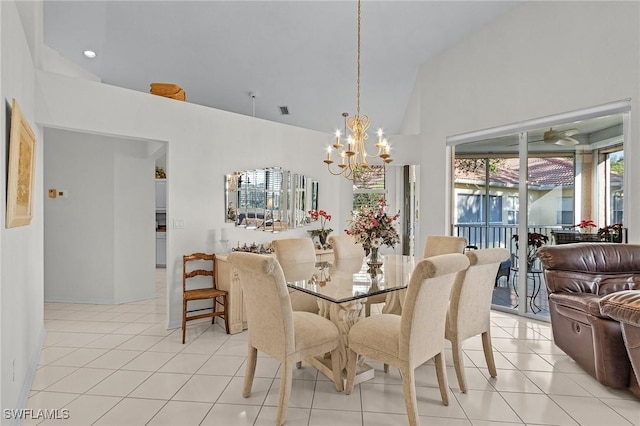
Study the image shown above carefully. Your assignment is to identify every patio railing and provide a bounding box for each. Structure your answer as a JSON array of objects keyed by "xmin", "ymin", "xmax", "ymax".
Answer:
[
  {"xmin": 452, "ymin": 224, "xmax": 628, "ymax": 252},
  {"xmin": 452, "ymin": 224, "xmax": 560, "ymax": 251}
]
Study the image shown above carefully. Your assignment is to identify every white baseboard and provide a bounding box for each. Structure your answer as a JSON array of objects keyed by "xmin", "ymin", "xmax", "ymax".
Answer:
[
  {"xmin": 12, "ymin": 327, "xmax": 46, "ymax": 426},
  {"xmin": 44, "ymin": 294, "xmax": 157, "ymax": 305}
]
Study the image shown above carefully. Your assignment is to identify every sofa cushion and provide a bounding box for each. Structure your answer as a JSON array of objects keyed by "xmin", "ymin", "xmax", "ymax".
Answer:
[{"xmin": 600, "ymin": 290, "xmax": 640, "ymax": 327}]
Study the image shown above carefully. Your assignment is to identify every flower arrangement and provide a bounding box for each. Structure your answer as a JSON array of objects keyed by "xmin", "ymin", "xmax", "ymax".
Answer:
[
  {"xmin": 575, "ymin": 219, "xmax": 597, "ymax": 233},
  {"xmin": 308, "ymin": 209, "xmax": 333, "ymax": 247},
  {"xmin": 598, "ymin": 223, "xmax": 624, "ymax": 243},
  {"xmin": 512, "ymin": 232, "xmax": 549, "ymax": 267},
  {"xmin": 345, "ymin": 198, "xmax": 400, "ymax": 257}
]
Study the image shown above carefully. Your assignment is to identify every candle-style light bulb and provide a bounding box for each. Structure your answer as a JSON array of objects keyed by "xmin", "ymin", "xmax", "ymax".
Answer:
[
  {"xmin": 333, "ymin": 129, "xmax": 343, "ymax": 149},
  {"xmin": 324, "ymin": 146, "xmax": 334, "ymax": 164},
  {"xmin": 379, "ymin": 138, "xmax": 391, "ymax": 159}
]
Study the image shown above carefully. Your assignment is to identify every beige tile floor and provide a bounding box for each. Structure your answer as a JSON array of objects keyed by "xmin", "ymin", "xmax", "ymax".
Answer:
[{"xmin": 26, "ymin": 269, "xmax": 640, "ymax": 425}]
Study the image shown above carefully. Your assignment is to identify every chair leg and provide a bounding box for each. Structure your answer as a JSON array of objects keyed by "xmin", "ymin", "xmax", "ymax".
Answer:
[
  {"xmin": 222, "ymin": 295, "xmax": 230, "ymax": 334},
  {"xmin": 182, "ymin": 299, "xmax": 187, "ymax": 344},
  {"xmin": 276, "ymin": 359, "xmax": 293, "ymax": 426},
  {"xmin": 345, "ymin": 349, "xmax": 357, "ymax": 395},
  {"xmin": 434, "ymin": 352, "xmax": 449, "ymax": 406},
  {"xmin": 243, "ymin": 345, "xmax": 258, "ymax": 398},
  {"xmin": 330, "ymin": 347, "xmax": 344, "ymax": 392},
  {"xmin": 481, "ymin": 331, "xmax": 497, "ymax": 378},
  {"xmin": 400, "ymin": 365, "xmax": 419, "ymax": 426},
  {"xmin": 451, "ymin": 339, "xmax": 467, "ymax": 393}
]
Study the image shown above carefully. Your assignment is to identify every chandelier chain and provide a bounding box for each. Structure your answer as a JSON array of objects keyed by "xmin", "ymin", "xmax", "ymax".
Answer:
[{"xmin": 356, "ymin": 0, "xmax": 361, "ymax": 118}]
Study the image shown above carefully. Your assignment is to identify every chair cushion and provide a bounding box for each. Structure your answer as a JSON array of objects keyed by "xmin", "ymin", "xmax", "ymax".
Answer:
[
  {"xmin": 348, "ymin": 314, "xmax": 401, "ymax": 364},
  {"xmin": 600, "ymin": 290, "xmax": 640, "ymax": 327},
  {"xmin": 184, "ymin": 287, "xmax": 226, "ymax": 301},
  {"xmin": 292, "ymin": 311, "xmax": 340, "ymax": 357}
]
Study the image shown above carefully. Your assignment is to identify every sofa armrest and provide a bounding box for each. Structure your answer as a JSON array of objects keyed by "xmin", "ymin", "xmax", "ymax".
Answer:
[
  {"xmin": 549, "ymin": 292, "xmax": 604, "ymax": 318},
  {"xmin": 600, "ymin": 290, "xmax": 640, "ymax": 327}
]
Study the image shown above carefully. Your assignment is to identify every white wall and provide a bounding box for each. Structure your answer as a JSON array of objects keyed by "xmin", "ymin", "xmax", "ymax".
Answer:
[
  {"xmin": 44, "ymin": 129, "xmax": 114, "ymax": 302},
  {"xmin": 35, "ymin": 71, "xmax": 352, "ymax": 328},
  {"xmin": 1, "ymin": 2, "xmax": 4, "ymax": 413},
  {"xmin": 114, "ymin": 143, "xmax": 156, "ymax": 302},
  {"xmin": 0, "ymin": 0, "xmax": 44, "ymax": 417},
  {"xmin": 413, "ymin": 1, "xmax": 640, "ymax": 249},
  {"xmin": 43, "ymin": 129, "xmax": 155, "ymax": 304}
]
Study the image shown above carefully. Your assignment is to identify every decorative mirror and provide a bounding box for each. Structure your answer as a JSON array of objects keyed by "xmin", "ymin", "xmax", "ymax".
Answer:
[
  {"xmin": 311, "ymin": 181, "xmax": 319, "ymax": 211},
  {"xmin": 225, "ymin": 167, "xmax": 316, "ymax": 232}
]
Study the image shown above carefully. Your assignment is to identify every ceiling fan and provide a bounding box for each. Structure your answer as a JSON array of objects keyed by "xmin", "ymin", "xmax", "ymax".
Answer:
[{"xmin": 531, "ymin": 127, "xmax": 580, "ymax": 146}]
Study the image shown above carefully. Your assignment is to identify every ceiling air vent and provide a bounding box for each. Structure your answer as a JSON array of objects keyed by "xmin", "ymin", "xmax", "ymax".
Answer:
[{"xmin": 278, "ymin": 106, "xmax": 290, "ymax": 116}]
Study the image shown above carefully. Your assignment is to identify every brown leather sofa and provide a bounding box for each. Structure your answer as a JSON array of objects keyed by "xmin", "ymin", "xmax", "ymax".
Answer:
[
  {"xmin": 537, "ymin": 243, "xmax": 640, "ymax": 395},
  {"xmin": 600, "ymin": 290, "xmax": 640, "ymax": 398}
]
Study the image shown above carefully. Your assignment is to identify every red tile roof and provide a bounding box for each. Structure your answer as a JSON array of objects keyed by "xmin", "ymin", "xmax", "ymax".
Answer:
[{"xmin": 455, "ymin": 157, "xmax": 621, "ymax": 188}]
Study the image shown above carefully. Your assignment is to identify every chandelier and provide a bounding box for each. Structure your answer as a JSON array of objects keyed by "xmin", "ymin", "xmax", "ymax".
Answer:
[{"xmin": 323, "ymin": 0, "xmax": 392, "ymax": 181}]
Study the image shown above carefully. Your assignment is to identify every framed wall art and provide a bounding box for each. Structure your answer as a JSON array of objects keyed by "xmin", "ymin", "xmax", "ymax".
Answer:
[{"xmin": 6, "ymin": 98, "xmax": 37, "ymax": 228}]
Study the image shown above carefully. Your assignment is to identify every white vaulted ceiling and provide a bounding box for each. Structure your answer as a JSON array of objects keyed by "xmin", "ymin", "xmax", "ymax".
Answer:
[{"xmin": 43, "ymin": 1, "xmax": 520, "ymax": 134}]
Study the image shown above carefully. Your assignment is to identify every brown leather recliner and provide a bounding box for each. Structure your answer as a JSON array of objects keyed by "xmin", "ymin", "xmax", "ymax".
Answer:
[
  {"xmin": 600, "ymin": 290, "xmax": 640, "ymax": 398},
  {"xmin": 537, "ymin": 243, "xmax": 640, "ymax": 394}
]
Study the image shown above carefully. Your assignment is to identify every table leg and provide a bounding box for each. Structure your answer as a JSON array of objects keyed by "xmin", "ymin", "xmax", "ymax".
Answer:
[{"xmin": 307, "ymin": 299, "xmax": 374, "ymax": 389}]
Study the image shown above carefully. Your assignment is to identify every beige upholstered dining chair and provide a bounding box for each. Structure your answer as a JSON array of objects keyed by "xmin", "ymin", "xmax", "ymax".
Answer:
[
  {"xmin": 345, "ymin": 253, "xmax": 470, "ymax": 426},
  {"xmin": 383, "ymin": 234, "xmax": 468, "ymax": 315},
  {"xmin": 328, "ymin": 234, "xmax": 385, "ymax": 316},
  {"xmin": 329, "ymin": 234, "xmax": 365, "ymax": 259},
  {"xmin": 272, "ymin": 237, "xmax": 320, "ymax": 313},
  {"xmin": 446, "ymin": 247, "xmax": 509, "ymax": 393},
  {"xmin": 423, "ymin": 235, "xmax": 467, "ymax": 258},
  {"xmin": 228, "ymin": 252, "xmax": 343, "ymax": 426}
]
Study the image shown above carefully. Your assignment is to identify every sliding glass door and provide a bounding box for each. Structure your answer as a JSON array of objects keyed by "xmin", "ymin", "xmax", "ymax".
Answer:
[{"xmin": 450, "ymin": 103, "xmax": 628, "ymax": 320}]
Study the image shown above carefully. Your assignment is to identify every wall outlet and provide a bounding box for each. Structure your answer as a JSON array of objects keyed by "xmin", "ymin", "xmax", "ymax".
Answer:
[
  {"xmin": 58, "ymin": 189, "xmax": 68, "ymax": 198},
  {"xmin": 173, "ymin": 219, "xmax": 184, "ymax": 229}
]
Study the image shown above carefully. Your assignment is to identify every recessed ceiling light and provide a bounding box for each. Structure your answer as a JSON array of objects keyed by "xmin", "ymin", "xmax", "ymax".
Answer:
[{"xmin": 83, "ymin": 50, "xmax": 96, "ymax": 59}]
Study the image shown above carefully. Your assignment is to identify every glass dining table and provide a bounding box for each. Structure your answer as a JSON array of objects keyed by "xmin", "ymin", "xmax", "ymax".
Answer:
[{"xmin": 283, "ymin": 254, "xmax": 415, "ymax": 388}]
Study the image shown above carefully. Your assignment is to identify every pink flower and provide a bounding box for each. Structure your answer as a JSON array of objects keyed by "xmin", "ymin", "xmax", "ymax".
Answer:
[
  {"xmin": 308, "ymin": 209, "xmax": 333, "ymax": 233},
  {"xmin": 577, "ymin": 219, "xmax": 597, "ymax": 228}
]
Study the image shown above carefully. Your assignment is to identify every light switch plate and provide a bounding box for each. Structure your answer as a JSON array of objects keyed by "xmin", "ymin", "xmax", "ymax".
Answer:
[{"xmin": 48, "ymin": 189, "xmax": 57, "ymax": 198}]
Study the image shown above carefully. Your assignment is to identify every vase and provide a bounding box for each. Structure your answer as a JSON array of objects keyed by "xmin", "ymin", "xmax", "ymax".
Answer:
[
  {"xmin": 308, "ymin": 229, "xmax": 331, "ymax": 248},
  {"xmin": 367, "ymin": 247, "xmax": 383, "ymax": 270},
  {"xmin": 318, "ymin": 230, "xmax": 330, "ymax": 247}
]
